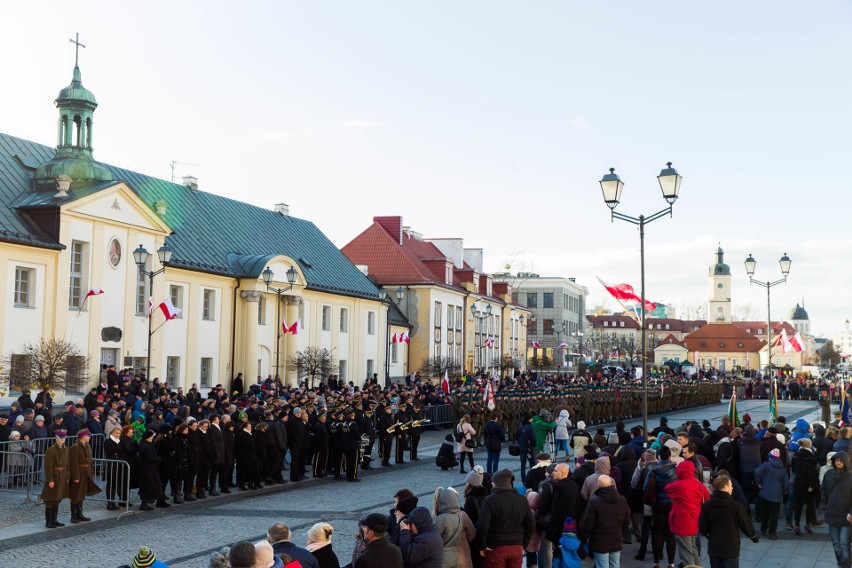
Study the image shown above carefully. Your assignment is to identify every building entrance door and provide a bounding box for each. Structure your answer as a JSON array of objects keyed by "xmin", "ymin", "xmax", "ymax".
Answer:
[{"xmin": 100, "ymin": 348, "xmax": 119, "ymax": 367}]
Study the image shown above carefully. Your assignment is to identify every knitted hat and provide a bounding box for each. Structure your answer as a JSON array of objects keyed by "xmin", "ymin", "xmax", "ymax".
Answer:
[
  {"xmin": 397, "ymin": 495, "xmax": 419, "ymax": 515},
  {"xmin": 643, "ymin": 448, "xmax": 657, "ymax": 463},
  {"xmin": 229, "ymin": 541, "xmax": 256, "ymax": 568},
  {"xmin": 253, "ymin": 540, "xmax": 276, "ymax": 568},
  {"xmin": 743, "ymin": 413, "xmax": 752, "ymax": 422},
  {"xmin": 576, "ymin": 421, "xmax": 586, "ymax": 430},
  {"xmin": 769, "ymin": 448, "xmax": 781, "ymax": 459},
  {"xmin": 466, "ymin": 470, "xmax": 483, "ymax": 488},
  {"xmin": 536, "ymin": 452, "xmax": 550, "ymax": 461},
  {"xmin": 562, "ymin": 517, "xmax": 578, "ymax": 536},
  {"xmin": 608, "ymin": 432, "xmax": 619, "ymax": 444},
  {"xmin": 132, "ymin": 546, "xmax": 157, "ymax": 568},
  {"xmin": 35, "ymin": 415, "xmax": 45, "ymax": 422}
]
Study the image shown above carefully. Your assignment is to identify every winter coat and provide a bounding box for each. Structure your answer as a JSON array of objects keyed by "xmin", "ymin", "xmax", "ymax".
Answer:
[
  {"xmin": 754, "ymin": 457, "xmax": 789, "ymax": 503},
  {"xmin": 208, "ymin": 424, "xmax": 226, "ymax": 465},
  {"xmin": 824, "ymin": 453, "xmax": 852, "ymax": 527},
  {"xmin": 524, "ymin": 462, "xmax": 549, "ymax": 491},
  {"xmin": 558, "ymin": 532, "xmax": 582, "ymax": 568},
  {"xmin": 68, "ymin": 442, "xmax": 101, "ymax": 502},
  {"xmin": 477, "ymin": 475, "xmax": 535, "ymax": 549},
  {"xmin": 627, "ymin": 436, "xmax": 645, "ymax": 458},
  {"xmin": 579, "ymin": 485, "xmax": 630, "ymax": 553},
  {"xmin": 555, "ymin": 410, "xmax": 571, "ymax": 441},
  {"xmin": 613, "ymin": 446, "xmax": 637, "ymax": 497},
  {"xmin": 434, "ymin": 487, "xmax": 476, "ymax": 568},
  {"xmin": 580, "ymin": 457, "xmax": 611, "ymax": 502},
  {"xmin": 310, "ymin": 543, "xmax": 340, "ymax": 568},
  {"xmin": 525, "ymin": 491, "xmax": 541, "ymax": 553},
  {"xmin": 788, "ymin": 418, "xmax": 811, "ymax": 454},
  {"xmin": 354, "ymin": 536, "xmax": 404, "ymax": 568},
  {"xmin": 457, "ymin": 423, "xmax": 476, "ymax": 454},
  {"xmin": 39, "ymin": 442, "xmax": 69, "ymax": 503},
  {"xmin": 791, "ymin": 448, "xmax": 820, "ymax": 495},
  {"xmin": 547, "ymin": 477, "xmax": 580, "ymax": 543},
  {"xmin": 570, "ymin": 430, "xmax": 591, "ymax": 457},
  {"xmin": 665, "ymin": 461, "xmax": 710, "ymax": 537},
  {"xmin": 531, "ymin": 416, "xmax": 556, "ymax": 452},
  {"xmin": 736, "ymin": 429, "xmax": 762, "ymax": 473},
  {"xmin": 137, "ymin": 439, "xmax": 163, "ymax": 502},
  {"xmin": 463, "ymin": 485, "xmax": 490, "ymax": 528},
  {"xmin": 483, "ymin": 421, "xmax": 504, "ymax": 454},
  {"xmin": 516, "ymin": 421, "xmax": 536, "ymax": 454},
  {"xmin": 644, "ymin": 460, "xmax": 677, "ymax": 506},
  {"xmin": 399, "ymin": 507, "xmax": 444, "ymax": 568},
  {"xmin": 436, "ymin": 438, "xmax": 459, "ymax": 469},
  {"xmin": 698, "ymin": 490, "xmax": 757, "ymax": 559}
]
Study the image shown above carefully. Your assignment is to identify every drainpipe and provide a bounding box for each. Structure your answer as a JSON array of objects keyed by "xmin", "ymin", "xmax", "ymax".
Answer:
[{"xmin": 230, "ymin": 278, "xmax": 242, "ymax": 392}]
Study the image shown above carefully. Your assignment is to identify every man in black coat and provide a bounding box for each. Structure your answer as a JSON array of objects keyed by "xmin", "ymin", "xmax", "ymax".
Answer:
[
  {"xmin": 698, "ymin": 474, "xmax": 759, "ymax": 567},
  {"xmin": 268, "ymin": 412, "xmax": 288, "ymax": 483},
  {"xmin": 312, "ymin": 413, "xmax": 329, "ymax": 478},
  {"xmin": 355, "ymin": 513, "xmax": 403, "ymax": 568},
  {"xmin": 579, "ymin": 475, "xmax": 630, "ymax": 564},
  {"xmin": 547, "ymin": 463, "xmax": 581, "ymax": 543},
  {"xmin": 478, "ymin": 468, "xmax": 535, "ymax": 563},
  {"xmin": 286, "ymin": 408, "xmax": 306, "ymax": 482},
  {"xmin": 341, "ymin": 409, "xmax": 362, "ymax": 482},
  {"xmin": 207, "ymin": 416, "xmax": 226, "ymax": 496}
]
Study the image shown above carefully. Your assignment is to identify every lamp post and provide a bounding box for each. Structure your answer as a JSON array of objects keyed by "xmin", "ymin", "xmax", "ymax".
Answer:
[
  {"xmin": 572, "ymin": 330, "xmax": 584, "ymax": 367},
  {"xmin": 471, "ymin": 303, "xmax": 493, "ymax": 372},
  {"xmin": 133, "ymin": 243, "xmax": 173, "ymax": 376},
  {"xmin": 744, "ymin": 253, "xmax": 792, "ymax": 378},
  {"xmin": 599, "ymin": 162, "xmax": 682, "ymax": 444},
  {"xmin": 379, "ymin": 287, "xmax": 405, "ymax": 386},
  {"xmin": 261, "ymin": 265, "xmax": 298, "ymax": 393}
]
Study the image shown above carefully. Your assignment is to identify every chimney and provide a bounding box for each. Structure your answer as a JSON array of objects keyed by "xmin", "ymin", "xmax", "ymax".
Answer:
[
  {"xmin": 374, "ymin": 216, "xmax": 403, "ymax": 244},
  {"xmin": 274, "ymin": 203, "xmax": 289, "ymax": 216},
  {"xmin": 182, "ymin": 175, "xmax": 198, "ymax": 190},
  {"xmin": 54, "ymin": 174, "xmax": 71, "ymax": 198}
]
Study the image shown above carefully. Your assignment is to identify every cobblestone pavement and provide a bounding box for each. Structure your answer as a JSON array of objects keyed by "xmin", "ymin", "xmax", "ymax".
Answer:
[{"xmin": 0, "ymin": 399, "xmax": 836, "ymax": 568}]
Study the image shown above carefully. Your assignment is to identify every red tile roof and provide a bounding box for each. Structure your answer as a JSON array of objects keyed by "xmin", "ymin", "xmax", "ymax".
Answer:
[
  {"xmin": 683, "ymin": 323, "xmax": 767, "ymax": 353},
  {"xmin": 656, "ymin": 334, "xmax": 687, "ymax": 348},
  {"xmin": 733, "ymin": 321, "xmax": 797, "ymax": 336},
  {"xmin": 586, "ymin": 315, "xmax": 640, "ymax": 329}
]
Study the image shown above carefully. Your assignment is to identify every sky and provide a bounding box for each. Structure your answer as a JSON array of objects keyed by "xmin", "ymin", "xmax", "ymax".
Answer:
[{"xmin": 2, "ymin": 2, "xmax": 851, "ymax": 337}]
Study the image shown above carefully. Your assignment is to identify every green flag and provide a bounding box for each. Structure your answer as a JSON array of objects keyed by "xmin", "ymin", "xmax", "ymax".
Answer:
[
  {"xmin": 769, "ymin": 381, "xmax": 778, "ymax": 426},
  {"xmin": 728, "ymin": 392, "xmax": 739, "ymax": 428}
]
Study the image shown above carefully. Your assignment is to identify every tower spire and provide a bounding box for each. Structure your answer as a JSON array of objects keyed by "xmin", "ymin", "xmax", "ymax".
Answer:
[{"xmin": 69, "ymin": 32, "xmax": 85, "ymax": 67}]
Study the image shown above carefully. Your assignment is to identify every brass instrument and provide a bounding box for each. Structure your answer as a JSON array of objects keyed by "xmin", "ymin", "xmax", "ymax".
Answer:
[
  {"xmin": 399, "ymin": 420, "xmax": 413, "ymax": 432},
  {"xmin": 386, "ymin": 421, "xmax": 402, "ymax": 434},
  {"xmin": 410, "ymin": 418, "xmax": 431, "ymax": 428}
]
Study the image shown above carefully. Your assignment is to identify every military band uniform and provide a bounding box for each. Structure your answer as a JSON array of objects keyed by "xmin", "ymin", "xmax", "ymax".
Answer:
[
  {"xmin": 408, "ymin": 405, "xmax": 424, "ymax": 460},
  {"xmin": 377, "ymin": 407, "xmax": 395, "ymax": 467},
  {"xmin": 312, "ymin": 416, "xmax": 329, "ymax": 478},
  {"xmin": 340, "ymin": 413, "xmax": 361, "ymax": 482},
  {"xmin": 394, "ymin": 405, "xmax": 410, "ymax": 464}
]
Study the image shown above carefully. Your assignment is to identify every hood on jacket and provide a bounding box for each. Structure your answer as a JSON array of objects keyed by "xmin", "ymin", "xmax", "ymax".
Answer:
[
  {"xmin": 675, "ymin": 460, "xmax": 695, "ymax": 480},
  {"xmin": 558, "ymin": 409, "xmax": 569, "ymax": 419},
  {"xmin": 406, "ymin": 506, "xmax": 435, "ymax": 532},
  {"xmin": 134, "ymin": 400, "xmax": 144, "ymax": 411},
  {"xmin": 526, "ymin": 491, "xmax": 541, "ymax": 510},
  {"xmin": 614, "ymin": 445, "xmax": 635, "ymax": 463},
  {"xmin": 594, "ymin": 484, "xmax": 619, "ymax": 504},
  {"xmin": 832, "ymin": 451, "xmax": 851, "ymax": 473},
  {"xmin": 794, "ymin": 418, "xmax": 810, "ymax": 433},
  {"xmin": 434, "ymin": 486, "xmax": 460, "ymax": 515},
  {"xmin": 594, "ymin": 456, "xmax": 612, "ymax": 475},
  {"xmin": 688, "ymin": 424, "xmax": 704, "ymax": 438}
]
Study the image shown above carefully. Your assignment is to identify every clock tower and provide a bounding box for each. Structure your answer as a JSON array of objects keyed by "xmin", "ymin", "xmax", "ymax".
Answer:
[{"xmin": 708, "ymin": 246, "xmax": 732, "ymax": 323}]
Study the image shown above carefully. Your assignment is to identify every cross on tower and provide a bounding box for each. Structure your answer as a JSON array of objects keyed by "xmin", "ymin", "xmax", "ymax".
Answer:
[{"xmin": 69, "ymin": 32, "xmax": 86, "ymax": 67}]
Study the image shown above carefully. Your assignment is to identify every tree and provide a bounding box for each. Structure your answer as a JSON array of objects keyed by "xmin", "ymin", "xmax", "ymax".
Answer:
[
  {"xmin": 420, "ymin": 356, "xmax": 460, "ymax": 378},
  {"xmin": 820, "ymin": 340, "xmax": 842, "ymax": 367},
  {"xmin": 286, "ymin": 346, "xmax": 336, "ymax": 388},
  {"xmin": 2, "ymin": 337, "xmax": 90, "ymax": 394},
  {"xmin": 499, "ymin": 354, "xmax": 521, "ymax": 376}
]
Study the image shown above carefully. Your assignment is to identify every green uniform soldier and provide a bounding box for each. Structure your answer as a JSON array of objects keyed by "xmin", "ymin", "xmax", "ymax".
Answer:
[
  {"xmin": 41, "ymin": 429, "xmax": 70, "ymax": 528},
  {"xmin": 68, "ymin": 428, "xmax": 101, "ymax": 523}
]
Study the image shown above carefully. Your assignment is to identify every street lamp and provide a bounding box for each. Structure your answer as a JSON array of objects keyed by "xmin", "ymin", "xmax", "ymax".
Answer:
[
  {"xmin": 744, "ymin": 253, "xmax": 791, "ymax": 377},
  {"xmin": 133, "ymin": 243, "xmax": 173, "ymax": 375},
  {"xmin": 471, "ymin": 303, "xmax": 494, "ymax": 372},
  {"xmin": 262, "ymin": 265, "xmax": 298, "ymax": 393},
  {"xmin": 598, "ymin": 162, "xmax": 682, "ymax": 445},
  {"xmin": 379, "ymin": 287, "xmax": 405, "ymax": 385},
  {"xmin": 572, "ymin": 330, "xmax": 584, "ymax": 366}
]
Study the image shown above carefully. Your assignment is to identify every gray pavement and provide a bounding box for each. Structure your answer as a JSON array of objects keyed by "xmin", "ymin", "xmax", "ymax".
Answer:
[{"xmin": 0, "ymin": 398, "xmax": 838, "ymax": 568}]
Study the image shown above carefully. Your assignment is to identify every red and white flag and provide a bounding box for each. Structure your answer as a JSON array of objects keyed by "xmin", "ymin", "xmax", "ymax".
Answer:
[
  {"xmin": 158, "ymin": 298, "xmax": 182, "ymax": 320},
  {"xmin": 484, "ymin": 381, "xmax": 495, "ymax": 411},
  {"xmin": 780, "ymin": 328, "xmax": 793, "ymax": 354},
  {"xmin": 78, "ymin": 287, "xmax": 104, "ymax": 313},
  {"xmin": 281, "ymin": 321, "xmax": 290, "ymax": 334},
  {"xmin": 441, "ymin": 370, "xmax": 451, "ymax": 394},
  {"xmin": 790, "ymin": 332, "xmax": 805, "ymax": 353},
  {"xmin": 558, "ymin": 342, "xmax": 569, "ymax": 349},
  {"xmin": 288, "ymin": 319, "xmax": 302, "ymax": 335},
  {"xmin": 597, "ymin": 276, "xmax": 656, "ymax": 314},
  {"xmin": 530, "ymin": 340, "xmax": 542, "ymax": 348},
  {"xmin": 401, "ymin": 332, "xmax": 410, "ymax": 344},
  {"xmin": 148, "ymin": 297, "xmax": 154, "ymax": 316},
  {"xmin": 391, "ymin": 332, "xmax": 398, "ymax": 344}
]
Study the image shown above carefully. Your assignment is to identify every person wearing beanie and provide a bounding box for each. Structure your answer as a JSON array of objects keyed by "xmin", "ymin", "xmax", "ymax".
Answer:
[
  {"xmin": 557, "ymin": 515, "xmax": 582, "ymax": 568},
  {"xmin": 254, "ymin": 540, "xmax": 284, "ymax": 568},
  {"xmin": 230, "ymin": 541, "xmax": 257, "ymax": 568},
  {"xmin": 465, "ymin": 470, "xmax": 484, "ymax": 489},
  {"xmin": 602, "ymin": 432, "xmax": 621, "ymax": 457},
  {"xmin": 478, "ymin": 469, "xmax": 534, "ymax": 562},
  {"xmin": 570, "ymin": 422, "xmax": 591, "ymax": 466},
  {"xmin": 754, "ymin": 447, "xmax": 789, "ymax": 539},
  {"xmin": 131, "ymin": 545, "xmax": 170, "ymax": 568}
]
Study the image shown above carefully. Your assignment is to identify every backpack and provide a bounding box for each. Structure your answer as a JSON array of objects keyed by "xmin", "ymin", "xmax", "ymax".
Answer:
[{"xmin": 455, "ymin": 425, "xmax": 465, "ymax": 443}]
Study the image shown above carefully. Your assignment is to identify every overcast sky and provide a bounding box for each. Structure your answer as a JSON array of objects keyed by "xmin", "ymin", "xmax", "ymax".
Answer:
[{"xmin": 2, "ymin": 2, "xmax": 850, "ymax": 337}]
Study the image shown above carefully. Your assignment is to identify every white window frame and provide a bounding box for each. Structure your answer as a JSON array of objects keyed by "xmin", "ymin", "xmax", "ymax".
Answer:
[
  {"xmin": 338, "ymin": 360, "xmax": 348, "ymax": 381},
  {"xmin": 200, "ymin": 357, "xmax": 213, "ymax": 388},
  {"xmin": 257, "ymin": 295, "xmax": 266, "ymax": 325},
  {"xmin": 367, "ymin": 311, "xmax": 376, "ymax": 335},
  {"xmin": 202, "ymin": 289, "xmax": 216, "ymax": 321},
  {"xmin": 322, "ymin": 305, "xmax": 332, "ymax": 331},
  {"xmin": 366, "ymin": 359, "xmax": 375, "ymax": 378},
  {"xmin": 391, "ymin": 342, "xmax": 399, "ymax": 363},
  {"xmin": 167, "ymin": 356, "xmax": 180, "ymax": 384},
  {"xmin": 14, "ymin": 266, "xmax": 33, "ymax": 307},
  {"xmin": 69, "ymin": 241, "xmax": 86, "ymax": 309},
  {"xmin": 136, "ymin": 257, "xmax": 150, "ymax": 316},
  {"xmin": 339, "ymin": 307, "xmax": 349, "ymax": 333},
  {"xmin": 169, "ymin": 285, "xmax": 184, "ymax": 319}
]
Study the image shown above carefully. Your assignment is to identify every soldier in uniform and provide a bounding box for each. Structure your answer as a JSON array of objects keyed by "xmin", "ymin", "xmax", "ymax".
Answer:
[
  {"xmin": 394, "ymin": 402, "xmax": 410, "ymax": 464},
  {"xmin": 328, "ymin": 409, "xmax": 343, "ymax": 479},
  {"xmin": 312, "ymin": 412, "xmax": 329, "ymax": 478},
  {"xmin": 408, "ymin": 402, "xmax": 424, "ymax": 461},
  {"xmin": 41, "ymin": 429, "xmax": 70, "ymax": 528},
  {"xmin": 68, "ymin": 428, "xmax": 101, "ymax": 523},
  {"xmin": 359, "ymin": 405, "xmax": 377, "ymax": 470},
  {"xmin": 341, "ymin": 408, "xmax": 361, "ymax": 482},
  {"xmin": 377, "ymin": 404, "xmax": 395, "ymax": 467}
]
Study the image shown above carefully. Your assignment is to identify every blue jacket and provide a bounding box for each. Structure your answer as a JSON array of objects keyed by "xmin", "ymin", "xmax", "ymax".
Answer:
[
  {"xmin": 516, "ymin": 421, "xmax": 536, "ymax": 453},
  {"xmin": 754, "ymin": 457, "xmax": 789, "ymax": 503},
  {"xmin": 399, "ymin": 507, "xmax": 444, "ymax": 568},
  {"xmin": 788, "ymin": 418, "xmax": 811, "ymax": 453},
  {"xmin": 628, "ymin": 436, "xmax": 645, "ymax": 457},
  {"xmin": 644, "ymin": 460, "xmax": 677, "ymax": 505}
]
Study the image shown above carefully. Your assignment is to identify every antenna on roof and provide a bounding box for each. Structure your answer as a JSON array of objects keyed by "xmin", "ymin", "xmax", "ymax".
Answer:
[{"xmin": 169, "ymin": 160, "xmax": 199, "ymax": 183}]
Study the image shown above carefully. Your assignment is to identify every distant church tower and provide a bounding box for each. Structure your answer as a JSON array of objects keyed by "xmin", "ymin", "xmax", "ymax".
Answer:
[{"xmin": 708, "ymin": 246, "xmax": 732, "ymax": 323}]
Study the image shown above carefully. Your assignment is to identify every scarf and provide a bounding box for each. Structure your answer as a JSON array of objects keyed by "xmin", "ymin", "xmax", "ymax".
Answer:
[{"xmin": 306, "ymin": 541, "xmax": 331, "ymax": 553}]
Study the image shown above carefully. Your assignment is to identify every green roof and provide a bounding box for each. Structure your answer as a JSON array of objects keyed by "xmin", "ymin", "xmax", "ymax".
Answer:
[{"xmin": 0, "ymin": 131, "xmax": 382, "ymax": 301}]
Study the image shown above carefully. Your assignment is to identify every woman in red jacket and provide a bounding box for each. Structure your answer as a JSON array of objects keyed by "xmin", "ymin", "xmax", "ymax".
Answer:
[{"xmin": 665, "ymin": 460, "xmax": 709, "ymax": 568}]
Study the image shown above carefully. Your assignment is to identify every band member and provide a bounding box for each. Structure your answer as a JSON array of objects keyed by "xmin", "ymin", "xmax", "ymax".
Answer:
[
  {"xmin": 408, "ymin": 402, "xmax": 425, "ymax": 461},
  {"xmin": 394, "ymin": 402, "xmax": 411, "ymax": 464},
  {"xmin": 377, "ymin": 404, "xmax": 396, "ymax": 467},
  {"xmin": 360, "ymin": 406, "xmax": 376, "ymax": 470},
  {"xmin": 341, "ymin": 408, "xmax": 361, "ymax": 482},
  {"xmin": 328, "ymin": 410, "xmax": 343, "ymax": 479},
  {"xmin": 312, "ymin": 412, "xmax": 329, "ymax": 478},
  {"xmin": 69, "ymin": 428, "xmax": 101, "ymax": 523},
  {"xmin": 40, "ymin": 429, "xmax": 69, "ymax": 528}
]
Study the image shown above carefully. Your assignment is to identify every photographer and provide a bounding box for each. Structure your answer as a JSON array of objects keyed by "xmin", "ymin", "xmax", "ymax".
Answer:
[{"xmin": 532, "ymin": 410, "xmax": 556, "ymax": 453}]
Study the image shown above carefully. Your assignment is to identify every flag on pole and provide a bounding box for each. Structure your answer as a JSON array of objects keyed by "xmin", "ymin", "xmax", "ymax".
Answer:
[
  {"xmin": 728, "ymin": 392, "xmax": 739, "ymax": 428},
  {"xmin": 558, "ymin": 342, "xmax": 568, "ymax": 349},
  {"xmin": 530, "ymin": 340, "xmax": 542, "ymax": 348},
  {"xmin": 596, "ymin": 276, "xmax": 657, "ymax": 318},
  {"xmin": 281, "ymin": 321, "xmax": 290, "ymax": 334},
  {"xmin": 841, "ymin": 379, "xmax": 851, "ymax": 426},
  {"xmin": 148, "ymin": 297, "xmax": 154, "ymax": 317},
  {"xmin": 441, "ymin": 370, "xmax": 451, "ymax": 394},
  {"xmin": 780, "ymin": 328, "xmax": 793, "ymax": 354},
  {"xmin": 78, "ymin": 287, "xmax": 104, "ymax": 313},
  {"xmin": 288, "ymin": 319, "xmax": 301, "ymax": 335},
  {"xmin": 790, "ymin": 332, "xmax": 805, "ymax": 353},
  {"xmin": 769, "ymin": 380, "xmax": 778, "ymax": 426},
  {"xmin": 484, "ymin": 380, "xmax": 496, "ymax": 411},
  {"xmin": 391, "ymin": 332, "xmax": 398, "ymax": 344},
  {"xmin": 401, "ymin": 332, "xmax": 410, "ymax": 344},
  {"xmin": 158, "ymin": 298, "xmax": 182, "ymax": 320}
]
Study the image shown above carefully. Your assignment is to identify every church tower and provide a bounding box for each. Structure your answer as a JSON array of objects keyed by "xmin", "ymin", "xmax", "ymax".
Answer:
[
  {"xmin": 34, "ymin": 34, "xmax": 114, "ymax": 190},
  {"xmin": 708, "ymin": 246, "xmax": 732, "ymax": 323}
]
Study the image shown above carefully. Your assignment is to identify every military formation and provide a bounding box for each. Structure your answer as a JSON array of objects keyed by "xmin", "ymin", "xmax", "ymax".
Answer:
[{"xmin": 452, "ymin": 380, "xmax": 723, "ymax": 444}]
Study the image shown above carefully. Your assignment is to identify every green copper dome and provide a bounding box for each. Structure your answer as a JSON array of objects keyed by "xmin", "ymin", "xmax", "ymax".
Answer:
[
  {"xmin": 711, "ymin": 246, "xmax": 730, "ymax": 276},
  {"xmin": 56, "ymin": 66, "xmax": 97, "ymax": 107},
  {"xmin": 788, "ymin": 303, "xmax": 809, "ymax": 321}
]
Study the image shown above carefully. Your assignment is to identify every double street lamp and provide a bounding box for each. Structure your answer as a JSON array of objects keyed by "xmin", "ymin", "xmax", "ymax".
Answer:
[
  {"xmin": 262, "ymin": 265, "xmax": 298, "ymax": 391},
  {"xmin": 599, "ymin": 162, "xmax": 683, "ymax": 445},
  {"xmin": 379, "ymin": 287, "xmax": 405, "ymax": 385},
  {"xmin": 133, "ymin": 243, "xmax": 174, "ymax": 375},
  {"xmin": 471, "ymin": 303, "xmax": 493, "ymax": 371},
  {"xmin": 744, "ymin": 253, "xmax": 792, "ymax": 377}
]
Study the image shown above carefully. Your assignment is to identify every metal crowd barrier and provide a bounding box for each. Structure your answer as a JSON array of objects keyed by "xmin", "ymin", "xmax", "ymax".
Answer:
[
  {"xmin": 0, "ymin": 440, "xmax": 36, "ymax": 503},
  {"xmin": 90, "ymin": 457, "xmax": 136, "ymax": 519},
  {"xmin": 423, "ymin": 404, "xmax": 454, "ymax": 428}
]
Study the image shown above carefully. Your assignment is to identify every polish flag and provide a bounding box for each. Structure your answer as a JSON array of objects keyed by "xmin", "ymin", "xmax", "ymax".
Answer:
[
  {"xmin": 483, "ymin": 381, "xmax": 495, "ymax": 411},
  {"xmin": 158, "ymin": 298, "xmax": 182, "ymax": 320},
  {"xmin": 558, "ymin": 342, "xmax": 569, "ymax": 349},
  {"xmin": 780, "ymin": 328, "xmax": 793, "ymax": 354},
  {"xmin": 288, "ymin": 319, "xmax": 302, "ymax": 335},
  {"xmin": 402, "ymin": 332, "xmax": 410, "ymax": 344},
  {"xmin": 790, "ymin": 332, "xmax": 805, "ymax": 353},
  {"xmin": 85, "ymin": 288, "xmax": 104, "ymax": 300},
  {"xmin": 391, "ymin": 332, "xmax": 398, "ymax": 344},
  {"xmin": 530, "ymin": 340, "xmax": 542, "ymax": 348},
  {"xmin": 441, "ymin": 370, "xmax": 451, "ymax": 394},
  {"xmin": 148, "ymin": 297, "xmax": 154, "ymax": 317},
  {"xmin": 597, "ymin": 276, "xmax": 656, "ymax": 313},
  {"xmin": 281, "ymin": 321, "xmax": 290, "ymax": 334}
]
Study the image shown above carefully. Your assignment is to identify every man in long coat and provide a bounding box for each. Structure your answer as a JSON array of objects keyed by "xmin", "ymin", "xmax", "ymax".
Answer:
[
  {"xmin": 69, "ymin": 428, "xmax": 101, "ymax": 523},
  {"xmin": 40, "ymin": 429, "xmax": 70, "ymax": 528}
]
